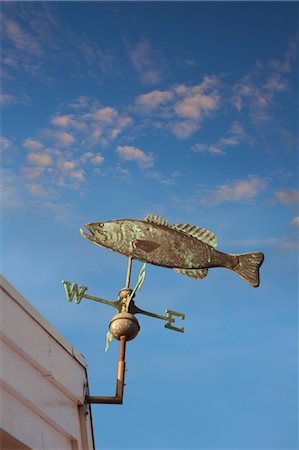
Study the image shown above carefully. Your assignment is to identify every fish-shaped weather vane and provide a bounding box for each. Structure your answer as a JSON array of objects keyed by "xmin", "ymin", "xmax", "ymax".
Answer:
[
  {"xmin": 63, "ymin": 214, "xmax": 264, "ymax": 405},
  {"xmin": 80, "ymin": 214, "xmax": 264, "ymax": 288}
]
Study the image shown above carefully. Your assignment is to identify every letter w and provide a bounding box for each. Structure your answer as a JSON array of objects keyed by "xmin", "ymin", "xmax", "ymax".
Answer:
[{"xmin": 62, "ymin": 281, "xmax": 87, "ymax": 304}]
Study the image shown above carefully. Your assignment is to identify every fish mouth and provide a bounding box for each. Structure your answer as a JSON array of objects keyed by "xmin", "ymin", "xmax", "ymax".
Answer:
[
  {"xmin": 80, "ymin": 223, "xmax": 97, "ymax": 243},
  {"xmin": 80, "ymin": 222, "xmax": 108, "ymax": 244}
]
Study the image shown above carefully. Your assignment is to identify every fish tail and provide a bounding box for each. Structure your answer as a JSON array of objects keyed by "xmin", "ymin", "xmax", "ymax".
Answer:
[{"xmin": 232, "ymin": 252, "xmax": 264, "ymax": 287}]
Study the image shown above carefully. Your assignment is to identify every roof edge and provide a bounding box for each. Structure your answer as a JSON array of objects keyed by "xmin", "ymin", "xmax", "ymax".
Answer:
[{"xmin": 0, "ymin": 274, "xmax": 87, "ymax": 369}]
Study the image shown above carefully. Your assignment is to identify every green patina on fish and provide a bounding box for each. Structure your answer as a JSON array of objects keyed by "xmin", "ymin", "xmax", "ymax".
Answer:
[{"xmin": 80, "ymin": 214, "xmax": 264, "ymax": 288}]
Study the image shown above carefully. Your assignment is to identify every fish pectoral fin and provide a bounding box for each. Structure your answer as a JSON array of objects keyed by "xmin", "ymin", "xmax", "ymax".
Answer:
[
  {"xmin": 173, "ymin": 268, "xmax": 208, "ymax": 279},
  {"xmin": 133, "ymin": 239, "xmax": 161, "ymax": 253},
  {"xmin": 144, "ymin": 214, "xmax": 169, "ymax": 227},
  {"xmin": 172, "ymin": 223, "xmax": 217, "ymax": 247}
]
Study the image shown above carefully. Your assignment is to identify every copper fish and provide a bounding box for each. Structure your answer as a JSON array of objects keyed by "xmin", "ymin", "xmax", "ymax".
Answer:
[{"xmin": 80, "ymin": 214, "xmax": 264, "ymax": 287}]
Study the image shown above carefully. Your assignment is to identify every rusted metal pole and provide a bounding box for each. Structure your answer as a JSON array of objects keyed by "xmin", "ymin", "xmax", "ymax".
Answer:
[
  {"xmin": 86, "ymin": 258, "xmax": 132, "ymax": 405},
  {"xmin": 86, "ymin": 336, "xmax": 127, "ymax": 404},
  {"xmin": 115, "ymin": 335, "xmax": 126, "ymax": 400}
]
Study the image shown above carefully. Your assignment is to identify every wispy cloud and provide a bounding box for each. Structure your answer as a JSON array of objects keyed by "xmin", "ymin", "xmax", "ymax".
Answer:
[
  {"xmin": 192, "ymin": 122, "xmax": 253, "ymax": 156},
  {"xmin": 3, "ymin": 15, "xmax": 43, "ymax": 57},
  {"xmin": 192, "ymin": 143, "xmax": 225, "ymax": 156},
  {"xmin": 1, "ymin": 9, "xmax": 45, "ymax": 78},
  {"xmin": 276, "ymin": 190, "xmax": 299, "ymax": 204},
  {"xmin": 232, "ymin": 38, "xmax": 297, "ymax": 125},
  {"xmin": 117, "ymin": 146, "xmax": 154, "ymax": 169},
  {"xmin": 201, "ymin": 176, "xmax": 266, "ymax": 206},
  {"xmin": 128, "ymin": 39, "xmax": 163, "ymax": 85},
  {"xmin": 274, "ymin": 215, "xmax": 299, "ymax": 252},
  {"xmin": 25, "ymin": 183, "xmax": 47, "ymax": 197},
  {"xmin": 275, "ymin": 236, "xmax": 298, "ymax": 252},
  {"xmin": 22, "ymin": 167, "xmax": 45, "ymax": 179},
  {"xmin": 0, "ymin": 93, "xmax": 29, "ymax": 106},
  {"xmin": 1, "ymin": 4, "xmax": 117, "ymax": 84},
  {"xmin": 0, "ymin": 168, "xmax": 25, "ymax": 209}
]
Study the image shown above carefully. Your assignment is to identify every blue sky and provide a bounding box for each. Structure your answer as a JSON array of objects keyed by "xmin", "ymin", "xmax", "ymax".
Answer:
[{"xmin": 1, "ymin": 2, "xmax": 298, "ymax": 449}]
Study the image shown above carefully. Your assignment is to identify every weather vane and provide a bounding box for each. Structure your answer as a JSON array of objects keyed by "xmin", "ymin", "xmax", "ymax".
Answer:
[{"xmin": 62, "ymin": 214, "xmax": 264, "ymax": 405}]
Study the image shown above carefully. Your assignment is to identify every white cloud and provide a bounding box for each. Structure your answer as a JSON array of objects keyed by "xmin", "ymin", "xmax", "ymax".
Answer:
[
  {"xmin": 268, "ymin": 39, "xmax": 297, "ymax": 74},
  {"xmin": 80, "ymin": 152, "xmax": 94, "ymax": 162},
  {"xmin": 264, "ymin": 74, "xmax": 288, "ymax": 92},
  {"xmin": 170, "ymin": 120, "xmax": 200, "ymax": 139},
  {"xmin": 192, "ymin": 143, "xmax": 225, "ymax": 155},
  {"xmin": 80, "ymin": 152, "xmax": 104, "ymax": 165},
  {"xmin": 91, "ymin": 154, "xmax": 104, "ymax": 165},
  {"xmin": 88, "ymin": 107, "xmax": 118, "ymax": 123},
  {"xmin": 276, "ymin": 190, "xmax": 299, "ymax": 204},
  {"xmin": 75, "ymin": 39, "xmax": 115, "ymax": 79},
  {"xmin": 117, "ymin": 145, "xmax": 153, "ymax": 168},
  {"xmin": 3, "ymin": 55, "xmax": 18, "ymax": 68},
  {"xmin": 0, "ymin": 135, "xmax": 12, "ymax": 150},
  {"xmin": 0, "ymin": 93, "xmax": 29, "ymax": 106},
  {"xmin": 116, "ymin": 165, "xmax": 131, "ymax": 182},
  {"xmin": 136, "ymin": 90, "xmax": 174, "ymax": 109},
  {"xmin": 69, "ymin": 96, "xmax": 90, "ymax": 110},
  {"xmin": 23, "ymin": 138, "xmax": 44, "ymax": 150},
  {"xmin": 219, "ymin": 137, "xmax": 239, "ymax": 147},
  {"xmin": 3, "ymin": 18, "xmax": 43, "ymax": 57},
  {"xmin": 174, "ymin": 92, "xmax": 218, "ymax": 119},
  {"xmin": 109, "ymin": 116, "xmax": 133, "ymax": 139},
  {"xmin": 135, "ymin": 76, "xmax": 220, "ymax": 139},
  {"xmin": 0, "ymin": 168, "xmax": 25, "ymax": 209},
  {"xmin": 201, "ymin": 176, "xmax": 266, "ymax": 205},
  {"xmin": 51, "ymin": 115, "xmax": 74, "ymax": 127},
  {"xmin": 22, "ymin": 167, "xmax": 44, "ymax": 179},
  {"xmin": 27, "ymin": 152, "xmax": 52, "ymax": 166},
  {"xmin": 47, "ymin": 130, "xmax": 75, "ymax": 147},
  {"xmin": 25, "ymin": 183, "xmax": 46, "ymax": 197},
  {"xmin": 292, "ymin": 217, "xmax": 299, "ymax": 229},
  {"xmin": 192, "ymin": 122, "xmax": 251, "ymax": 156},
  {"xmin": 2, "ymin": 7, "xmax": 117, "ymax": 85},
  {"xmin": 128, "ymin": 39, "xmax": 162, "ymax": 85},
  {"xmin": 62, "ymin": 161, "xmax": 76, "ymax": 171},
  {"xmin": 70, "ymin": 169, "xmax": 85, "ymax": 182},
  {"xmin": 232, "ymin": 39, "xmax": 296, "ymax": 124},
  {"xmin": 0, "ymin": 94, "xmax": 14, "ymax": 106},
  {"xmin": 74, "ymin": 103, "xmax": 134, "ymax": 145},
  {"xmin": 9, "ymin": 97, "xmax": 135, "ymax": 208},
  {"xmin": 275, "ymin": 236, "xmax": 299, "ymax": 252},
  {"xmin": 91, "ymin": 127, "xmax": 102, "ymax": 141}
]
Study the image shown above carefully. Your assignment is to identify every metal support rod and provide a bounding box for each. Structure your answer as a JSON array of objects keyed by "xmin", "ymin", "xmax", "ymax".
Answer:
[
  {"xmin": 86, "ymin": 258, "xmax": 132, "ymax": 405},
  {"xmin": 86, "ymin": 336, "xmax": 127, "ymax": 405},
  {"xmin": 125, "ymin": 256, "xmax": 133, "ymax": 288}
]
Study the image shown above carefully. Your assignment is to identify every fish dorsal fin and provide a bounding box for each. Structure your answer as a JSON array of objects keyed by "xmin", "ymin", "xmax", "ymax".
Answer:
[
  {"xmin": 172, "ymin": 223, "xmax": 217, "ymax": 247},
  {"xmin": 144, "ymin": 214, "xmax": 169, "ymax": 227}
]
